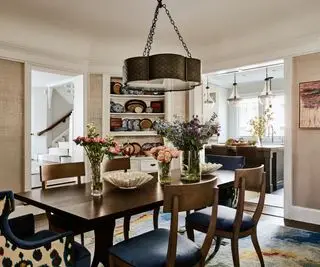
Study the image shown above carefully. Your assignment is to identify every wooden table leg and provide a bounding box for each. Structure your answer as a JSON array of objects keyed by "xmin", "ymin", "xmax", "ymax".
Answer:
[
  {"xmin": 153, "ymin": 206, "xmax": 160, "ymax": 230},
  {"xmin": 91, "ymin": 219, "xmax": 116, "ymax": 267}
]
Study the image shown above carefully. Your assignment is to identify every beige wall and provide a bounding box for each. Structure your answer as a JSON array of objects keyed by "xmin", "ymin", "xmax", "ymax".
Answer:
[
  {"xmin": 88, "ymin": 74, "xmax": 103, "ymax": 133},
  {"xmin": 0, "ymin": 59, "xmax": 24, "ymax": 192},
  {"xmin": 292, "ymin": 53, "xmax": 320, "ymax": 209}
]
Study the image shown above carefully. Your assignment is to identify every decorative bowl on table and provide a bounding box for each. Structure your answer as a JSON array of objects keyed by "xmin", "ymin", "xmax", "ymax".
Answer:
[
  {"xmin": 201, "ymin": 163, "xmax": 223, "ymax": 175},
  {"xmin": 103, "ymin": 171, "xmax": 153, "ymax": 189}
]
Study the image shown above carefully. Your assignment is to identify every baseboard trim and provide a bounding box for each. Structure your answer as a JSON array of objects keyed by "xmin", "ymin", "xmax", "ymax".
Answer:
[{"xmin": 285, "ymin": 218, "xmax": 320, "ymax": 233}]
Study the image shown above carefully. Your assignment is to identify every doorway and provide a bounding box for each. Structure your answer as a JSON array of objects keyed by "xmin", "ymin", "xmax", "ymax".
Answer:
[{"xmin": 30, "ymin": 68, "xmax": 84, "ymax": 189}]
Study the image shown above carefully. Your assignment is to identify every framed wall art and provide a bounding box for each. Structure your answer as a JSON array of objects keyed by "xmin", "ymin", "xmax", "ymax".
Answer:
[{"xmin": 299, "ymin": 80, "xmax": 320, "ymax": 128}]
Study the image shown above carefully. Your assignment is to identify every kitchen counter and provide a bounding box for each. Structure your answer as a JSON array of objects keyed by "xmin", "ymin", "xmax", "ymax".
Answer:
[{"xmin": 205, "ymin": 144, "xmax": 284, "ymax": 193}]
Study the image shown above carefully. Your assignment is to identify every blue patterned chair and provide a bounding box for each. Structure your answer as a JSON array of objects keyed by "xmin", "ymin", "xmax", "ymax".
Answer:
[{"xmin": 0, "ymin": 191, "xmax": 91, "ymax": 267}]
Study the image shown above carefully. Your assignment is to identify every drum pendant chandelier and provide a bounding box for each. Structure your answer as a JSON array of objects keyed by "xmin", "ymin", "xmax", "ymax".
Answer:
[{"xmin": 123, "ymin": 0, "xmax": 201, "ymax": 92}]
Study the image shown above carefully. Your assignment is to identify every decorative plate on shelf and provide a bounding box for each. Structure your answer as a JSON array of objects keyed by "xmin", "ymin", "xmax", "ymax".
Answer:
[
  {"xmin": 112, "ymin": 103, "xmax": 125, "ymax": 113},
  {"xmin": 112, "ymin": 82, "xmax": 122, "ymax": 94},
  {"xmin": 133, "ymin": 119, "xmax": 141, "ymax": 131},
  {"xmin": 125, "ymin": 100, "xmax": 147, "ymax": 113},
  {"xmin": 103, "ymin": 171, "xmax": 153, "ymax": 189},
  {"xmin": 131, "ymin": 142, "xmax": 142, "ymax": 155},
  {"xmin": 140, "ymin": 118, "xmax": 153, "ymax": 130},
  {"xmin": 123, "ymin": 143, "xmax": 135, "ymax": 156}
]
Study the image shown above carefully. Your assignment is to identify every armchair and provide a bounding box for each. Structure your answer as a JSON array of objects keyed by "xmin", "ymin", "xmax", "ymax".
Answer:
[{"xmin": 0, "ymin": 191, "xmax": 90, "ymax": 267}]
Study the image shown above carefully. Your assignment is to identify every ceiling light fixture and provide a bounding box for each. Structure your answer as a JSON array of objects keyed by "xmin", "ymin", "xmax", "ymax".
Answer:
[
  {"xmin": 123, "ymin": 0, "xmax": 201, "ymax": 92},
  {"xmin": 258, "ymin": 68, "xmax": 274, "ymax": 107},
  {"xmin": 204, "ymin": 76, "xmax": 214, "ymax": 104},
  {"xmin": 227, "ymin": 72, "xmax": 242, "ymax": 106}
]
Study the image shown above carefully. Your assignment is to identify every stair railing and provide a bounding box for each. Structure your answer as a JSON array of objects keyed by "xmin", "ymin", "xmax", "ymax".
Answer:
[{"xmin": 31, "ymin": 110, "xmax": 73, "ymax": 136}]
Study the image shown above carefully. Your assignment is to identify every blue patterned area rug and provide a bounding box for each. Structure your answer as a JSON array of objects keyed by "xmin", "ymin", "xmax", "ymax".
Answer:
[{"xmin": 83, "ymin": 211, "xmax": 320, "ymax": 267}]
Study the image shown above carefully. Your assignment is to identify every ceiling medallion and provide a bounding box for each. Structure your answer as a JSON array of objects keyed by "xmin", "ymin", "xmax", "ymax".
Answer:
[{"xmin": 123, "ymin": 0, "xmax": 201, "ymax": 92}]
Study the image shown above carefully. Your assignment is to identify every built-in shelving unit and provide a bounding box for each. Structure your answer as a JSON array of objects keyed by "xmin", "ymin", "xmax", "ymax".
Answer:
[
  {"xmin": 110, "ymin": 113, "xmax": 165, "ymax": 117},
  {"xmin": 103, "ymin": 75, "xmax": 168, "ymax": 171},
  {"xmin": 110, "ymin": 131, "xmax": 158, "ymax": 137}
]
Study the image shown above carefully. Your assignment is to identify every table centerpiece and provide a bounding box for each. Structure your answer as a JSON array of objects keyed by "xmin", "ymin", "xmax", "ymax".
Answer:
[
  {"xmin": 148, "ymin": 146, "xmax": 180, "ymax": 185},
  {"xmin": 154, "ymin": 113, "xmax": 220, "ymax": 182},
  {"xmin": 74, "ymin": 123, "xmax": 121, "ymax": 196}
]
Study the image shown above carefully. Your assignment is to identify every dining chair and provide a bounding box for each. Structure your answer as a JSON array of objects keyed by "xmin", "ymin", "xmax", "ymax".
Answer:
[
  {"xmin": 0, "ymin": 191, "xmax": 91, "ymax": 266},
  {"xmin": 186, "ymin": 165, "xmax": 266, "ymax": 267},
  {"xmin": 102, "ymin": 157, "xmax": 160, "ymax": 241},
  {"xmin": 40, "ymin": 161, "xmax": 86, "ymax": 245},
  {"xmin": 108, "ymin": 178, "xmax": 219, "ymax": 267},
  {"xmin": 206, "ymin": 155, "xmax": 245, "ymax": 171}
]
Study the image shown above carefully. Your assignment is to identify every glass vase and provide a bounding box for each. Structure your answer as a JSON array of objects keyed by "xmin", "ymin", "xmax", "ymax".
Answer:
[
  {"xmin": 90, "ymin": 160, "xmax": 103, "ymax": 197},
  {"xmin": 158, "ymin": 161, "xmax": 172, "ymax": 185},
  {"xmin": 180, "ymin": 150, "xmax": 201, "ymax": 183}
]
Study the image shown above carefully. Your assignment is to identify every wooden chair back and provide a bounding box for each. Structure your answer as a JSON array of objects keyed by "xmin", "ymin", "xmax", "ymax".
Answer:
[
  {"xmin": 233, "ymin": 165, "xmax": 266, "ymax": 230},
  {"xmin": 101, "ymin": 157, "xmax": 130, "ymax": 172},
  {"xmin": 163, "ymin": 178, "xmax": 219, "ymax": 266},
  {"xmin": 40, "ymin": 162, "xmax": 85, "ymax": 190}
]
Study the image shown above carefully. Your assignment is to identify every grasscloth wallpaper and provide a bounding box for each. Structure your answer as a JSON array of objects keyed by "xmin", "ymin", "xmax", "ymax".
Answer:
[
  {"xmin": 88, "ymin": 74, "xmax": 103, "ymax": 133},
  {"xmin": 0, "ymin": 59, "xmax": 24, "ymax": 192}
]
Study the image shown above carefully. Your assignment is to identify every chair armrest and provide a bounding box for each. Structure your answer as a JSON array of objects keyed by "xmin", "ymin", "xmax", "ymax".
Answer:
[
  {"xmin": 3, "ymin": 218, "xmax": 74, "ymax": 250},
  {"xmin": 9, "ymin": 213, "xmax": 35, "ymax": 239}
]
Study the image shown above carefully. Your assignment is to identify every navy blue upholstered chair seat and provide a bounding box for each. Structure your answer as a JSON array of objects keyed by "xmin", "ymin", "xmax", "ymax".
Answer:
[
  {"xmin": 206, "ymin": 155, "xmax": 245, "ymax": 171},
  {"xmin": 186, "ymin": 206, "xmax": 254, "ymax": 232},
  {"xmin": 109, "ymin": 179, "xmax": 219, "ymax": 267},
  {"xmin": 109, "ymin": 228, "xmax": 201, "ymax": 267},
  {"xmin": 0, "ymin": 191, "xmax": 90, "ymax": 267}
]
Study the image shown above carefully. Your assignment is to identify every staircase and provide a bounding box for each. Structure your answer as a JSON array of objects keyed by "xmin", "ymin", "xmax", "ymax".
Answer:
[{"xmin": 38, "ymin": 141, "xmax": 71, "ymax": 163}]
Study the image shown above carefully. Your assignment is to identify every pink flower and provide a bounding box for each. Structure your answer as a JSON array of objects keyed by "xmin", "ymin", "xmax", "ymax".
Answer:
[
  {"xmin": 85, "ymin": 137, "xmax": 92, "ymax": 143},
  {"xmin": 157, "ymin": 151, "xmax": 165, "ymax": 162},
  {"xmin": 164, "ymin": 151, "xmax": 172, "ymax": 163}
]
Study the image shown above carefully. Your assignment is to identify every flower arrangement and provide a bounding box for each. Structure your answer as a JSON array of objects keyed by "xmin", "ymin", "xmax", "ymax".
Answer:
[
  {"xmin": 249, "ymin": 108, "xmax": 274, "ymax": 146},
  {"xmin": 154, "ymin": 113, "xmax": 220, "ymax": 151},
  {"xmin": 74, "ymin": 123, "xmax": 121, "ymax": 196},
  {"xmin": 154, "ymin": 114, "xmax": 220, "ymax": 182},
  {"xmin": 148, "ymin": 146, "xmax": 180, "ymax": 184},
  {"xmin": 149, "ymin": 146, "xmax": 180, "ymax": 163}
]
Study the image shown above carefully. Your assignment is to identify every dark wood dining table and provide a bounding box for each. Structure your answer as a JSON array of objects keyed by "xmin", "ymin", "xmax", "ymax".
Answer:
[{"xmin": 15, "ymin": 169, "xmax": 235, "ymax": 267}]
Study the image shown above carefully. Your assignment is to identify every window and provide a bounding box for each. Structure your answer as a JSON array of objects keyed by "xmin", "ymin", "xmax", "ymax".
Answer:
[
  {"xmin": 269, "ymin": 95, "xmax": 285, "ymax": 137},
  {"xmin": 238, "ymin": 98, "xmax": 259, "ymax": 136},
  {"xmin": 237, "ymin": 95, "xmax": 285, "ymax": 137}
]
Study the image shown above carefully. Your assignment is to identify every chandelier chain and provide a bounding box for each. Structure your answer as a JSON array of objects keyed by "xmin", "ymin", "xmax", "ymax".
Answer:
[
  {"xmin": 143, "ymin": 4, "xmax": 161, "ymax": 56},
  {"xmin": 143, "ymin": 1, "xmax": 192, "ymax": 58}
]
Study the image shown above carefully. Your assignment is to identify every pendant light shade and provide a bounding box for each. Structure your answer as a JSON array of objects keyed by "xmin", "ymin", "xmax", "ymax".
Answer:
[
  {"xmin": 227, "ymin": 72, "xmax": 242, "ymax": 106},
  {"xmin": 258, "ymin": 68, "xmax": 274, "ymax": 107},
  {"xmin": 123, "ymin": 0, "xmax": 201, "ymax": 92},
  {"xmin": 204, "ymin": 75, "xmax": 215, "ymax": 104}
]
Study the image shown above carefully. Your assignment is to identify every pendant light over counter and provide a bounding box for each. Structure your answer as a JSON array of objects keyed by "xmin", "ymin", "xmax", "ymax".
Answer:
[
  {"xmin": 258, "ymin": 67, "xmax": 274, "ymax": 107},
  {"xmin": 227, "ymin": 72, "xmax": 242, "ymax": 106},
  {"xmin": 123, "ymin": 0, "xmax": 201, "ymax": 93},
  {"xmin": 204, "ymin": 75, "xmax": 215, "ymax": 104}
]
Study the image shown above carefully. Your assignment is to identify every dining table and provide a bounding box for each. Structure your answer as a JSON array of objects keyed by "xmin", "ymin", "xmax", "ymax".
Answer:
[{"xmin": 15, "ymin": 169, "xmax": 235, "ymax": 267}]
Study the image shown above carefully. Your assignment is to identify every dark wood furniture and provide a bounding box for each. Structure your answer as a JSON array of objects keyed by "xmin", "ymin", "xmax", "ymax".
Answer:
[
  {"xmin": 186, "ymin": 165, "xmax": 266, "ymax": 267},
  {"xmin": 15, "ymin": 170, "xmax": 235, "ymax": 267},
  {"xmin": 206, "ymin": 144, "xmax": 284, "ymax": 193},
  {"xmin": 40, "ymin": 162, "xmax": 86, "ymax": 245},
  {"xmin": 109, "ymin": 179, "xmax": 219, "ymax": 267},
  {"xmin": 102, "ymin": 157, "xmax": 160, "ymax": 240}
]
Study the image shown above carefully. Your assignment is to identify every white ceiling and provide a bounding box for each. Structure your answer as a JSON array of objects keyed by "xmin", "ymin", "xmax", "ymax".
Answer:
[
  {"xmin": 209, "ymin": 62, "xmax": 284, "ymax": 88},
  {"xmin": 1, "ymin": 0, "xmax": 320, "ymax": 71},
  {"xmin": 31, "ymin": 70, "xmax": 74, "ymax": 87}
]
